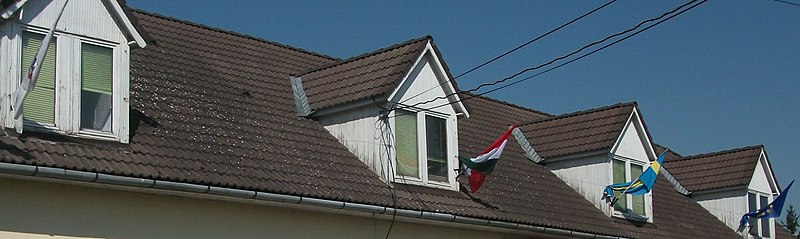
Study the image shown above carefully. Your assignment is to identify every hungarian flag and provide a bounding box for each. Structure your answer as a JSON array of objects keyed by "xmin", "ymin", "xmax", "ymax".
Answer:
[{"xmin": 459, "ymin": 125, "xmax": 516, "ymax": 192}]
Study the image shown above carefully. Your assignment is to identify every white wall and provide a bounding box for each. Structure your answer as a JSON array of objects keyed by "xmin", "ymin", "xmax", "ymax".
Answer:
[
  {"xmin": 749, "ymin": 153, "xmax": 775, "ymax": 194},
  {"xmin": 694, "ymin": 189, "xmax": 749, "ymax": 238},
  {"xmin": 546, "ymin": 153, "xmax": 613, "ymax": 215},
  {"xmin": 20, "ymin": 0, "xmax": 126, "ymax": 43},
  {"xmin": 318, "ymin": 105, "xmax": 390, "ymax": 181},
  {"xmin": 613, "ymin": 120, "xmax": 649, "ymax": 162},
  {"xmin": 0, "ymin": 177, "xmax": 535, "ymax": 239}
]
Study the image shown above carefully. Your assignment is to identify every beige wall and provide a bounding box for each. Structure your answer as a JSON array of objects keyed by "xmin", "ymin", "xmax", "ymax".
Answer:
[{"xmin": 0, "ymin": 177, "xmax": 532, "ymax": 239}]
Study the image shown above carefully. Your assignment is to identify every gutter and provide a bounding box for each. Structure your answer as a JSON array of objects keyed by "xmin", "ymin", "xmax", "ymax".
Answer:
[{"xmin": 0, "ymin": 162, "xmax": 624, "ymax": 239}]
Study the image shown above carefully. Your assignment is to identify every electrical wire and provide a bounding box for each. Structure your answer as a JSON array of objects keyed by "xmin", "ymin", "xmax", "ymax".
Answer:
[
  {"xmin": 395, "ymin": 0, "xmax": 699, "ymax": 112},
  {"xmin": 397, "ymin": 0, "xmax": 617, "ymax": 106},
  {"xmin": 771, "ymin": 0, "xmax": 800, "ymax": 7},
  {"xmin": 389, "ymin": 0, "xmax": 707, "ymax": 119}
]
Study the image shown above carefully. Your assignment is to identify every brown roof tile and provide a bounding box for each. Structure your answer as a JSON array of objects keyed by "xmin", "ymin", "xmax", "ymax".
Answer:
[
  {"xmin": 300, "ymin": 36, "xmax": 430, "ymax": 111},
  {"xmin": 664, "ymin": 145, "xmax": 763, "ymax": 192},
  {"xmin": 518, "ymin": 102, "xmax": 635, "ymax": 159}
]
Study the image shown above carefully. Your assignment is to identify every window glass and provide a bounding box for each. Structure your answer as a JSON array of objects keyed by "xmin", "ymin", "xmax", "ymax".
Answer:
[
  {"xmin": 80, "ymin": 43, "xmax": 113, "ymax": 132},
  {"xmin": 395, "ymin": 110, "xmax": 418, "ymax": 178},
  {"xmin": 631, "ymin": 165, "xmax": 645, "ymax": 215},
  {"xmin": 20, "ymin": 31, "xmax": 56, "ymax": 124},
  {"xmin": 760, "ymin": 195, "xmax": 770, "ymax": 237},
  {"xmin": 612, "ymin": 159, "xmax": 627, "ymax": 212},
  {"xmin": 425, "ymin": 115, "xmax": 447, "ymax": 182},
  {"xmin": 749, "ymin": 193, "xmax": 759, "ymax": 233}
]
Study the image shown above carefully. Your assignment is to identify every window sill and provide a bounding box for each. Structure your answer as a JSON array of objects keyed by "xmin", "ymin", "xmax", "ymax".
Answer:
[
  {"xmin": 393, "ymin": 177, "xmax": 456, "ymax": 191},
  {"xmin": 612, "ymin": 210, "xmax": 649, "ymax": 222},
  {"xmin": 21, "ymin": 121, "xmax": 121, "ymax": 143}
]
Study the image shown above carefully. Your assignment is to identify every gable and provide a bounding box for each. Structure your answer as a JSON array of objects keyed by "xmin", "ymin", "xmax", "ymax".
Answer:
[
  {"xmin": 388, "ymin": 44, "xmax": 464, "ymax": 116},
  {"xmin": 749, "ymin": 152, "xmax": 778, "ymax": 194},
  {"xmin": 611, "ymin": 110, "xmax": 654, "ymax": 162},
  {"xmin": 16, "ymin": 0, "xmax": 144, "ymax": 47}
]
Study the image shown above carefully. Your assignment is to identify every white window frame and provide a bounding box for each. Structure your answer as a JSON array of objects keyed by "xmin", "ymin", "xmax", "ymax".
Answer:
[
  {"xmin": 7, "ymin": 25, "xmax": 130, "ymax": 143},
  {"xmin": 610, "ymin": 155, "xmax": 650, "ymax": 221},
  {"xmin": 747, "ymin": 190, "xmax": 773, "ymax": 238},
  {"xmin": 391, "ymin": 108, "xmax": 457, "ymax": 190}
]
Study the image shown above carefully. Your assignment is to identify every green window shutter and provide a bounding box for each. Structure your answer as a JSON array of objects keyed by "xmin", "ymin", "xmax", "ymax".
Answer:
[
  {"xmin": 20, "ymin": 31, "xmax": 56, "ymax": 124},
  {"xmin": 81, "ymin": 43, "xmax": 113, "ymax": 94},
  {"xmin": 631, "ymin": 165, "xmax": 645, "ymax": 215},
  {"xmin": 395, "ymin": 110, "xmax": 419, "ymax": 178},
  {"xmin": 80, "ymin": 43, "xmax": 113, "ymax": 131},
  {"xmin": 612, "ymin": 159, "xmax": 627, "ymax": 212},
  {"xmin": 425, "ymin": 115, "xmax": 447, "ymax": 182}
]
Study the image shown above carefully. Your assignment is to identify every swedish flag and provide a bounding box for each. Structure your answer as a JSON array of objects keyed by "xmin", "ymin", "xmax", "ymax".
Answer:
[{"xmin": 603, "ymin": 150, "xmax": 667, "ymax": 204}]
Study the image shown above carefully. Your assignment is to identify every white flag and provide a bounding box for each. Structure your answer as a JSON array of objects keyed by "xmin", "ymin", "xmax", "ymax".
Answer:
[{"xmin": 12, "ymin": 0, "xmax": 69, "ymax": 133}]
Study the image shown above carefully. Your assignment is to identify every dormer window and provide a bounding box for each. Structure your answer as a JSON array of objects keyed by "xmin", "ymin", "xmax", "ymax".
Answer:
[
  {"xmin": 1, "ymin": 0, "xmax": 145, "ymax": 143},
  {"xmin": 394, "ymin": 109, "xmax": 454, "ymax": 187},
  {"xmin": 14, "ymin": 27, "xmax": 126, "ymax": 142},
  {"xmin": 612, "ymin": 156, "xmax": 648, "ymax": 219}
]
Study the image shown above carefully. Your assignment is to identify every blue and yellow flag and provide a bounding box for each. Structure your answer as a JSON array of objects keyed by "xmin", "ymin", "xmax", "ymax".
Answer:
[{"xmin": 603, "ymin": 150, "xmax": 667, "ymax": 203}]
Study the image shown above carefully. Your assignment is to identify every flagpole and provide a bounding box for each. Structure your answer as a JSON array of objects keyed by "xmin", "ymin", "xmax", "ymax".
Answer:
[
  {"xmin": 610, "ymin": 149, "xmax": 668, "ymax": 206},
  {"xmin": 12, "ymin": 0, "xmax": 69, "ymax": 133}
]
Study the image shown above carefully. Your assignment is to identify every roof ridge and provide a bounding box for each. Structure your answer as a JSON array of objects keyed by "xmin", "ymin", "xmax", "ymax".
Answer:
[
  {"xmin": 520, "ymin": 101, "xmax": 637, "ymax": 126},
  {"xmin": 298, "ymin": 35, "xmax": 432, "ymax": 76},
  {"xmin": 463, "ymin": 92, "xmax": 554, "ymax": 117},
  {"xmin": 653, "ymin": 143, "xmax": 684, "ymax": 157},
  {"xmin": 677, "ymin": 145, "xmax": 764, "ymax": 161},
  {"xmin": 129, "ymin": 8, "xmax": 340, "ymax": 62}
]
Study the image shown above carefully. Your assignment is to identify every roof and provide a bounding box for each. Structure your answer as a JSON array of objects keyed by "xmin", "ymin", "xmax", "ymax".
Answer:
[
  {"xmin": 664, "ymin": 145, "xmax": 763, "ymax": 192},
  {"xmin": 775, "ymin": 222, "xmax": 796, "ymax": 239},
  {"xmin": 517, "ymin": 102, "xmax": 637, "ymax": 159},
  {"xmin": 461, "ymin": 96, "xmax": 739, "ymax": 238},
  {"xmin": 0, "ymin": 7, "xmax": 741, "ymax": 239},
  {"xmin": 300, "ymin": 36, "xmax": 430, "ymax": 112},
  {"xmin": 1, "ymin": 9, "xmax": 394, "ymax": 205}
]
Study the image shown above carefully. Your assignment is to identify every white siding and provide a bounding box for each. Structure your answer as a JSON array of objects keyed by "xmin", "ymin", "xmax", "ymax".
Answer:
[
  {"xmin": 547, "ymin": 153, "xmax": 614, "ymax": 215},
  {"xmin": 749, "ymin": 154, "xmax": 774, "ymax": 194},
  {"xmin": 613, "ymin": 120, "xmax": 648, "ymax": 162},
  {"xmin": 392, "ymin": 54, "xmax": 456, "ymax": 116},
  {"xmin": 318, "ymin": 106, "xmax": 390, "ymax": 181},
  {"xmin": 694, "ymin": 189, "xmax": 749, "ymax": 238},
  {"xmin": 19, "ymin": 0, "xmax": 126, "ymax": 43},
  {"xmin": 0, "ymin": 178, "xmax": 525, "ymax": 239}
]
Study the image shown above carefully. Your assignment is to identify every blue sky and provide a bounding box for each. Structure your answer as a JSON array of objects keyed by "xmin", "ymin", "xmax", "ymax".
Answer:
[{"xmin": 127, "ymin": 1, "xmax": 800, "ymax": 217}]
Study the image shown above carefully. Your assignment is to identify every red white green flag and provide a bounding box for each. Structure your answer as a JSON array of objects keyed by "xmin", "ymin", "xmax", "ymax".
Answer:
[{"xmin": 459, "ymin": 125, "xmax": 516, "ymax": 192}]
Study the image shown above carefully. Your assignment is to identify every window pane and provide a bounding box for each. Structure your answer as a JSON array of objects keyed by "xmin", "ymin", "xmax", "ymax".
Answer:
[
  {"xmin": 760, "ymin": 195, "xmax": 770, "ymax": 237},
  {"xmin": 612, "ymin": 159, "xmax": 627, "ymax": 212},
  {"xmin": 426, "ymin": 115, "xmax": 447, "ymax": 182},
  {"xmin": 631, "ymin": 165, "xmax": 645, "ymax": 215},
  {"xmin": 80, "ymin": 43, "xmax": 113, "ymax": 132},
  {"xmin": 749, "ymin": 193, "xmax": 759, "ymax": 233},
  {"xmin": 395, "ymin": 110, "xmax": 418, "ymax": 178},
  {"xmin": 20, "ymin": 31, "xmax": 56, "ymax": 124}
]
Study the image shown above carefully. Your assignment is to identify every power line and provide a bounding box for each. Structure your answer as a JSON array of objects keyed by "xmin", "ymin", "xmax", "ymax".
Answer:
[
  {"xmin": 453, "ymin": 0, "xmax": 618, "ymax": 80},
  {"xmin": 390, "ymin": 0, "xmax": 707, "ymax": 118},
  {"xmin": 771, "ymin": 0, "xmax": 800, "ymax": 7},
  {"xmin": 398, "ymin": 0, "xmax": 617, "ymax": 106}
]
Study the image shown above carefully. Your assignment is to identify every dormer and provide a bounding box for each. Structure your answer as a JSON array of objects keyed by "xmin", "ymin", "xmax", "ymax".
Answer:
[
  {"xmin": 665, "ymin": 145, "xmax": 780, "ymax": 238},
  {"xmin": 292, "ymin": 36, "xmax": 468, "ymax": 191},
  {"xmin": 1, "ymin": 0, "xmax": 146, "ymax": 143},
  {"xmin": 514, "ymin": 102, "xmax": 659, "ymax": 222}
]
